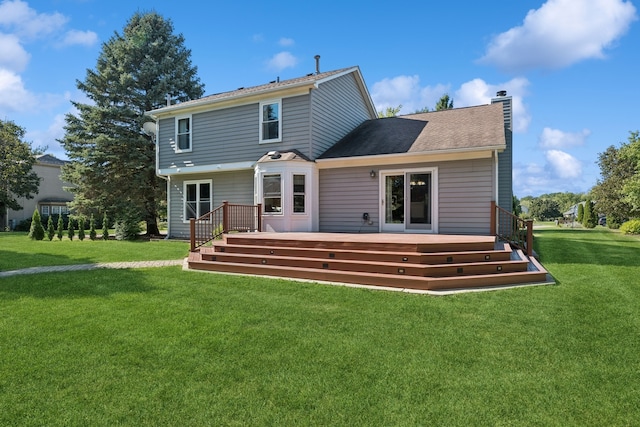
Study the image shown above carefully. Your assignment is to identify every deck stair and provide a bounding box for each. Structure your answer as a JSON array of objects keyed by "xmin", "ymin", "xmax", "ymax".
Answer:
[{"xmin": 187, "ymin": 232, "xmax": 550, "ymax": 292}]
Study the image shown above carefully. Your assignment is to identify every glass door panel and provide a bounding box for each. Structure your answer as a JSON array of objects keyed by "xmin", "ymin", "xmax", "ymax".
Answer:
[
  {"xmin": 384, "ymin": 175, "xmax": 404, "ymax": 225},
  {"xmin": 407, "ymin": 173, "xmax": 431, "ymax": 230}
]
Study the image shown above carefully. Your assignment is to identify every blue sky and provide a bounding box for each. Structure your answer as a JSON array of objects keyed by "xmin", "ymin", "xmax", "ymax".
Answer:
[{"xmin": 0, "ymin": 0, "xmax": 638, "ymax": 197}]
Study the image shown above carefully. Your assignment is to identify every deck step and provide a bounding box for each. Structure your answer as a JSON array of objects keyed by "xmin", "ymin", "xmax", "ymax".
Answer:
[
  {"xmin": 187, "ymin": 258, "xmax": 549, "ymax": 291},
  {"xmin": 200, "ymin": 251, "xmax": 528, "ymax": 277},
  {"xmin": 209, "ymin": 244, "xmax": 513, "ymax": 265}
]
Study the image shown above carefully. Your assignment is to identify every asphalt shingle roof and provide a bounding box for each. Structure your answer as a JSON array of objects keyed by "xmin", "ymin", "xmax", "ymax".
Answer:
[{"xmin": 319, "ymin": 103, "xmax": 506, "ymax": 159}]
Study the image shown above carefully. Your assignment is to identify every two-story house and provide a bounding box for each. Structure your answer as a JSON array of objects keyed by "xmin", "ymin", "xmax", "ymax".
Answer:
[
  {"xmin": 146, "ymin": 65, "xmax": 513, "ymax": 240},
  {"xmin": 2, "ymin": 154, "xmax": 73, "ymax": 230}
]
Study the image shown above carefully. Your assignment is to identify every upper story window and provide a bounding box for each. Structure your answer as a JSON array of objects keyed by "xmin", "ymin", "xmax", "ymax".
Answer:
[
  {"xmin": 175, "ymin": 115, "xmax": 192, "ymax": 152},
  {"xmin": 259, "ymin": 99, "xmax": 282, "ymax": 143}
]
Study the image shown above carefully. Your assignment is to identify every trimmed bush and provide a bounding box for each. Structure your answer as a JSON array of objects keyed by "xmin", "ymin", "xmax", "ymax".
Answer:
[
  {"xmin": 57, "ymin": 215, "xmax": 64, "ymax": 240},
  {"xmin": 583, "ymin": 200, "xmax": 597, "ymax": 229},
  {"xmin": 577, "ymin": 203, "xmax": 584, "ymax": 223},
  {"xmin": 28, "ymin": 209, "xmax": 45, "ymax": 240},
  {"xmin": 46, "ymin": 215, "xmax": 55, "ymax": 241},
  {"xmin": 67, "ymin": 219, "xmax": 75, "ymax": 241},
  {"xmin": 102, "ymin": 213, "xmax": 109, "ymax": 240},
  {"xmin": 78, "ymin": 218, "xmax": 86, "ymax": 241},
  {"xmin": 620, "ymin": 219, "xmax": 640, "ymax": 235},
  {"xmin": 89, "ymin": 214, "xmax": 97, "ymax": 240}
]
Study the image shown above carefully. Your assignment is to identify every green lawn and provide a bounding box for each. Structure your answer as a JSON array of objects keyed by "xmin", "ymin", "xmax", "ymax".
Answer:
[
  {"xmin": 0, "ymin": 228, "xmax": 639, "ymax": 426},
  {"xmin": 0, "ymin": 232, "xmax": 189, "ymax": 271}
]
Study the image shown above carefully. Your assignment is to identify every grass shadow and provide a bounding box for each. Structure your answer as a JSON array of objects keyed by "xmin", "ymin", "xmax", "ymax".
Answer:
[{"xmin": 0, "ymin": 268, "xmax": 159, "ymax": 299}]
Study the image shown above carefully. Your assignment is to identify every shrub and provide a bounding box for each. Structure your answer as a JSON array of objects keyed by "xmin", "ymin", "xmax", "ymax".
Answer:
[
  {"xmin": 28, "ymin": 209, "xmax": 45, "ymax": 240},
  {"xmin": 577, "ymin": 203, "xmax": 584, "ymax": 223},
  {"xmin": 78, "ymin": 218, "xmax": 86, "ymax": 241},
  {"xmin": 89, "ymin": 214, "xmax": 97, "ymax": 240},
  {"xmin": 46, "ymin": 215, "xmax": 55, "ymax": 241},
  {"xmin": 102, "ymin": 213, "xmax": 109, "ymax": 240},
  {"xmin": 15, "ymin": 218, "xmax": 31, "ymax": 232},
  {"xmin": 67, "ymin": 219, "xmax": 75, "ymax": 241},
  {"xmin": 57, "ymin": 215, "xmax": 64, "ymax": 240},
  {"xmin": 620, "ymin": 219, "xmax": 640, "ymax": 235},
  {"xmin": 114, "ymin": 209, "xmax": 141, "ymax": 241},
  {"xmin": 583, "ymin": 200, "xmax": 597, "ymax": 229}
]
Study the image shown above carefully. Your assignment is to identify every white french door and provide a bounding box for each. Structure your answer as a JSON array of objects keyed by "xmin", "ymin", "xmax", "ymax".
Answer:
[{"xmin": 380, "ymin": 168, "xmax": 437, "ymax": 233}]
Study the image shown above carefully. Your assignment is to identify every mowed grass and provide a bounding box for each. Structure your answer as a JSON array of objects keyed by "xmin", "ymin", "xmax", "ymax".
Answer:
[
  {"xmin": 0, "ymin": 232, "xmax": 189, "ymax": 271},
  {"xmin": 1, "ymin": 228, "xmax": 639, "ymax": 426}
]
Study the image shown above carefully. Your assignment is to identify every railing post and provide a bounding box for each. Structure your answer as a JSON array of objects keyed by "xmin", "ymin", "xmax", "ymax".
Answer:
[
  {"xmin": 257, "ymin": 204, "xmax": 262, "ymax": 232},
  {"xmin": 222, "ymin": 201, "xmax": 229, "ymax": 234},
  {"xmin": 526, "ymin": 220, "xmax": 533, "ymax": 256},
  {"xmin": 490, "ymin": 201, "xmax": 496, "ymax": 236},
  {"xmin": 189, "ymin": 218, "xmax": 196, "ymax": 252}
]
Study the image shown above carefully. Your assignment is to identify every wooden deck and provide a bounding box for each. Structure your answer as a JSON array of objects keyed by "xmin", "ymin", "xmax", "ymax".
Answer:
[{"xmin": 186, "ymin": 232, "xmax": 552, "ymax": 292}]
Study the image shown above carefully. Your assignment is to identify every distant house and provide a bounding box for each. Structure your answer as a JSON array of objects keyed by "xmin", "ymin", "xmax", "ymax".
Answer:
[
  {"xmin": 146, "ymin": 65, "xmax": 513, "ymax": 239},
  {"xmin": 2, "ymin": 154, "xmax": 73, "ymax": 230}
]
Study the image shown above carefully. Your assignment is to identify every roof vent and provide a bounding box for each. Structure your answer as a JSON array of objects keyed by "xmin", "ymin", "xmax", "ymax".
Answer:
[
  {"xmin": 496, "ymin": 90, "xmax": 507, "ymax": 97},
  {"xmin": 315, "ymin": 55, "xmax": 321, "ymax": 74}
]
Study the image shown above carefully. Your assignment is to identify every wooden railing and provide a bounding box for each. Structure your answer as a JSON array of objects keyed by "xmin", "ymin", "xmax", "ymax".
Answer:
[
  {"xmin": 490, "ymin": 201, "xmax": 533, "ymax": 256},
  {"xmin": 190, "ymin": 201, "xmax": 262, "ymax": 251}
]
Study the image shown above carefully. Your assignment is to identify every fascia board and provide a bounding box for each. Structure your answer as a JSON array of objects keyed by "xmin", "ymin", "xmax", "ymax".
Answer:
[
  {"xmin": 147, "ymin": 85, "xmax": 314, "ymax": 119},
  {"xmin": 316, "ymin": 146, "xmax": 504, "ymax": 169}
]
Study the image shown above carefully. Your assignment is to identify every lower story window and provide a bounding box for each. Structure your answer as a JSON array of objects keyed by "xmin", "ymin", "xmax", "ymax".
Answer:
[
  {"xmin": 293, "ymin": 174, "xmax": 305, "ymax": 213},
  {"xmin": 263, "ymin": 174, "xmax": 282, "ymax": 214},
  {"xmin": 41, "ymin": 205, "xmax": 50, "ymax": 216},
  {"xmin": 185, "ymin": 180, "xmax": 212, "ymax": 220}
]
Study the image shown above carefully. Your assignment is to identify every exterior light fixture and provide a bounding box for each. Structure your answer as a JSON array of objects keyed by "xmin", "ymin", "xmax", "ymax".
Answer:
[{"xmin": 370, "ymin": 170, "xmax": 376, "ymax": 178}]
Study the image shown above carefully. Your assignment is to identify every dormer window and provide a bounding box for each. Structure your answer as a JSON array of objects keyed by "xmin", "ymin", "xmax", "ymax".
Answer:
[
  {"xmin": 175, "ymin": 114, "xmax": 192, "ymax": 152},
  {"xmin": 259, "ymin": 99, "xmax": 282, "ymax": 143}
]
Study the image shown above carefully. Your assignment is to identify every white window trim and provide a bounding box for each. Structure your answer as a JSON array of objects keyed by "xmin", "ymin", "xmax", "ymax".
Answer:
[
  {"xmin": 175, "ymin": 114, "xmax": 193, "ymax": 153},
  {"xmin": 183, "ymin": 179, "xmax": 212, "ymax": 223},
  {"xmin": 292, "ymin": 173, "xmax": 307, "ymax": 215},
  {"xmin": 262, "ymin": 173, "xmax": 283, "ymax": 215},
  {"xmin": 259, "ymin": 99, "xmax": 282, "ymax": 144}
]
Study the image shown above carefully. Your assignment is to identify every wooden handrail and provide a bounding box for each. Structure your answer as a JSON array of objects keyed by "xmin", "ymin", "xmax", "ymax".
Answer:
[
  {"xmin": 190, "ymin": 201, "xmax": 262, "ymax": 251},
  {"xmin": 491, "ymin": 201, "xmax": 533, "ymax": 256}
]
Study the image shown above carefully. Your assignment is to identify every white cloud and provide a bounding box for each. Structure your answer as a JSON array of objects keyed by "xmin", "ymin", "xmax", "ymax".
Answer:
[
  {"xmin": 0, "ymin": 68, "xmax": 37, "ymax": 112},
  {"xmin": 545, "ymin": 149, "xmax": 583, "ymax": 179},
  {"xmin": 0, "ymin": 0, "xmax": 68, "ymax": 40},
  {"xmin": 539, "ymin": 127, "xmax": 591, "ymax": 149},
  {"xmin": 279, "ymin": 37, "xmax": 294, "ymax": 46},
  {"xmin": 370, "ymin": 74, "xmax": 450, "ymax": 114},
  {"xmin": 479, "ymin": 0, "xmax": 637, "ymax": 72},
  {"xmin": 455, "ymin": 77, "xmax": 531, "ymax": 132},
  {"xmin": 60, "ymin": 29, "xmax": 98, "ymax": 47},
  {"xmin": 0, "ymin": 33, "xmax": 30, "ymax": 72},
  {"xmin": 266, "ymin": 51, "xmax": 298, "ymax": 71}
]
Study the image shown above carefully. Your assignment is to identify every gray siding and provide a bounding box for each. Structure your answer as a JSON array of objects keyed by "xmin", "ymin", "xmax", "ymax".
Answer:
[
  {"xmin": 311, "ymin": 73, "xmax": 373, "ymax": 159},
  {"xmin": 158, "ymin": 96, "xmax": 311, "ymax": 170},
  {"xmin": 319, "ymin": 167, "xmax": 380, "ymax": 233},
  {"xmin": 319, "ymin": 159, "xmax": 494, "ymax": 235},
  {"xmin": 167, "ymin": 170, "xmax": 254, "ymax": 239}
]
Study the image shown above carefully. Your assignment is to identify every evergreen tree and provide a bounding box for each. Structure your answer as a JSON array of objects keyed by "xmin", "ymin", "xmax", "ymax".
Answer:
[
  {"xmin": 102, "ymin": 213, "xmax": 109, "ymax": 240},
  {"xmin": 60, "ymin": 11, "xmax": 205, "ymax": 236},
  {"xmin": 28, "ymin": 209, "xmax": 45, "ymax": 240},
  {"xmin": 57, "ymin": 214, "xmax": 64, "ymax": 240},
  {"xmin": 434, "ymin": 93, "xmax": 454, "ymax": 111},
  {"xmin": 583, "ymin": 200, "xmax": 597, "ymax": 228},
  {"xmin": 67, "ymin": 219, "xmax": 75, "ymax": 241},
  {"xmin": 1, "ymin": 120, "xmax": 41, "ymax": 224},
  {"xmin": 47, "ymin": 215, "xmax": 55, "ymax": 241},
  {"xmin": 89, "ymin": 214, "xmax": 97, "ymax": 240},
  {"xmin": 78, "ymin": 217, "xmax": 85, "ymax": 241},
  {"xmin": 577, "ymin": 203, "xmax": 584, "ymax": 223}
]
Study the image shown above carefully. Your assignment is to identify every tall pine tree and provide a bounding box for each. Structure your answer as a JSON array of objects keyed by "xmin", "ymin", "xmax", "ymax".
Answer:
[{"xmin": 61, "ymin": 11, "xmax": 204, "ymax": 236}]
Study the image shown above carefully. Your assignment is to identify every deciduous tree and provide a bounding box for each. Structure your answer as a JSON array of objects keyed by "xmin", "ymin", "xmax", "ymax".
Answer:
[
  {"xmin": 61, "ymin": 11, "xmax": 205, "ymax": 236},
  {"xmin": 0, "ymin": 120, "xmax": 41, "ymax": 227}
]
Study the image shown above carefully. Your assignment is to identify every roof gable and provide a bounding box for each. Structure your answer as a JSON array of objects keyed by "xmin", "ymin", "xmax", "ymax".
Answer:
[{"xmin": 319, "ymin": 103, "xmax": 506, "ymax": 160}]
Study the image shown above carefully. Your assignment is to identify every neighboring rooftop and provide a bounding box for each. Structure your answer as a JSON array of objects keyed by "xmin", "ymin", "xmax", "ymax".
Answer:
[
  {"xmin": 319, "ymin": 103, "xmax": 506, "ymax": 159},
  {"xmin": 36, "ymin": 154, "xmax": 68, "ymax": 166}
]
